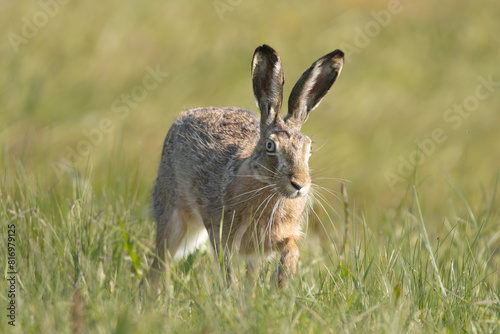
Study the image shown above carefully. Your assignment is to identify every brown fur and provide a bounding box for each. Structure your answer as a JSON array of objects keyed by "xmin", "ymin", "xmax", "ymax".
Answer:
[{"xmin": 145, "ymin": 45, "xmax": 344, "ymax": 290}]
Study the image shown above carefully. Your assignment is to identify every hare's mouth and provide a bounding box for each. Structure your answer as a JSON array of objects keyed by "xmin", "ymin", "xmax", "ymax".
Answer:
[{"xmin": 283, "ymin": 181, "xmax": 310, "ymax": 199}]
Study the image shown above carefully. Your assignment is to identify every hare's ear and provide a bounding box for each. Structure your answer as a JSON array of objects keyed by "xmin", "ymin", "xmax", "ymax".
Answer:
[
  {"xmin": 285, "ymin": 49, "xmax": 344, "ymax": 127},
  {"xmin": 252, "ymin": 44, "xmax": 285, "ymax": 128}
]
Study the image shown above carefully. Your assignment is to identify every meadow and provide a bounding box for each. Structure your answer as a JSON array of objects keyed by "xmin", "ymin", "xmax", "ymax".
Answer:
[{"xmin": 1, "ymin": 0, "xmax": 499, "ymax": 332}]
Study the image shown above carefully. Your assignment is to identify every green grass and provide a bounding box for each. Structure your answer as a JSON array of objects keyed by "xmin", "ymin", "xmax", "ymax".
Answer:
[
  {"xmin": 1, "ymin": 0, "xmax": 500, "ymax": 332},
  {"xmin": 1, "ymin": 160, "xmax": 499, "ymax": 333}
]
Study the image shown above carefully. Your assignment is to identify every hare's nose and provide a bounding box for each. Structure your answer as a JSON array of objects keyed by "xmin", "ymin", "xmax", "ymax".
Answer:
[{"xmin": 290, "ymin": 180, "xmax": 304, "ymax": 191}]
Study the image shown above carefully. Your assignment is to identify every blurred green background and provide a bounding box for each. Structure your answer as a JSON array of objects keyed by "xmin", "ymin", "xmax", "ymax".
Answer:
[{"xmin": 1, "ymin": 0, "xmax": 499, "ymax": 242}]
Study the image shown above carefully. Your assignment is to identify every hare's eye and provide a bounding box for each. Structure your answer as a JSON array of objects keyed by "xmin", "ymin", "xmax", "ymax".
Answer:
[
  {"xmin": 265, "ymin": 140, "xmax": 276, "ymax": 153},
  {"xmin": 307, "ymin": 142, "xmax": 313, "ymax": 158}
]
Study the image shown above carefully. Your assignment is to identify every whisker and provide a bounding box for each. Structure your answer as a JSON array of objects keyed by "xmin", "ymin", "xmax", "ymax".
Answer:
[
  {"xmin": 313, "ymin": 141, "xmax": 328, "ymax": 152},
  {"xmin": 231, "ymin": 184, "xmax": 275, "ymax": 200},
  {"xmin": 250, "ymin": 191, "xmax": 278, "ymax": 245},
  {"xmin": 212, "ymin": 184, "xmax": 276, "ymax": 211},
  {"xmin": 314, "ymin": 176, "xmax": 351, "ymax": 181},
  {"xmin": 311, "ymin": 188, "xmax": 341, "ymax": 218},
  {"xmin": 309, "ymin": 190, "xmax": 340, "ymax": 237},
  {"xmin": 312, "ymin": 183, "xmax": 342, "ymax": 203},
  {"xmin": 255, "ymin": 192, "xmax": 277, "ymax": 225},
  {"xmin": 266, "ymin": 197, "xmax": 282, "ymax": 246},
  {"xmin": 255, "ymin": 162, "xmax": 278, "ymax": 176},
  {"xmin": 226, "ymin": 189, "xmax": 274, "ymax": 209},
  {"xmin": 307, "ymin": 195, "xmax": 331, "ymax": 239},
  {"xmin": 308, "ymin": 197, "xmax": 339, "ymax": 254},
  {"xmin": 235, "ymin": 174, "xmax": 272, "ymax": 179},
  {"xmin": 313, "ymin": 177, "xmax": 352, "ymax": 183},
  {"xmin": 309, "ymin": 168, "xmax": 328, "ymax": 176},
  {"xmin": 274, "ymin": 199, "xmax": 283, "ymax": 240}
]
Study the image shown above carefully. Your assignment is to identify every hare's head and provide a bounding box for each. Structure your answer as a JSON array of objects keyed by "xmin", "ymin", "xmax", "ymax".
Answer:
[{"xmin": 249, "ymin": 45, "xmax": 344, "ymax": 199}]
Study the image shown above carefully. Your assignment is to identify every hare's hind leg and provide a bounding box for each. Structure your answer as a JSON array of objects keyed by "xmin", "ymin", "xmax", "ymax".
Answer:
[
  {"xmin": 146, "ymin": 205, "xmax": 188, "ymax": 290},
  {"xmin": 173, "ymin": 209, "xmax": 208, "ymax": 259}
]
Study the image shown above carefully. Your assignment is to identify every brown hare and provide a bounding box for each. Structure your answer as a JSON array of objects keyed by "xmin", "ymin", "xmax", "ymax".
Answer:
[{"xmin": 147, "ymin": 44, "xmax": 344, "ymax": 290}]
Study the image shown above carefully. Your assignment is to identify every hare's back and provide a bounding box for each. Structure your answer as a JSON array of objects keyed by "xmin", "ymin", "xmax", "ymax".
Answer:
[
  {"xmin": 171, "ymin": 107, "xmax": 259, "ymax": 151},
  {"xmin": 160, "ymin": 107, "xmax": 259, "ymax": 212}
]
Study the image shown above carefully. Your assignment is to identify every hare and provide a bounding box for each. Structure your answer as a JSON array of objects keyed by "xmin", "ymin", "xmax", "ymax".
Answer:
[{"xmin": 147, "ymin": 44, "xmax": 344, "ymax": 289}]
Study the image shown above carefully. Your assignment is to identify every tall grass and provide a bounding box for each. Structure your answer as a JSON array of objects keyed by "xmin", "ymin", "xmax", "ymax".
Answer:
[{"xmin": 1, "ymin": 153, "xmax": 498, "ymax": 332}]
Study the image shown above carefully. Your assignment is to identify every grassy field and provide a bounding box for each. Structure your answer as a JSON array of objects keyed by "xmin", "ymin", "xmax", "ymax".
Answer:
[{"xmin": 1, "ymin": 0, "xmax": 500, "ymax": 332}]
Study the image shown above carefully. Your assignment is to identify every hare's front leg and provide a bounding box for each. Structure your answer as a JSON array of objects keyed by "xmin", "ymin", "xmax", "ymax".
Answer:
[{"xmin": 277, "ymin": 237, "xmax": 299, "ymax": 288}]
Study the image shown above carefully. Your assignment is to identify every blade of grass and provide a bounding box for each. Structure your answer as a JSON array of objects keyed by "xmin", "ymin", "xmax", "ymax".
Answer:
[{"xmin": 413, "ymin": 186, "xmax": 447, "ymax": 298}]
